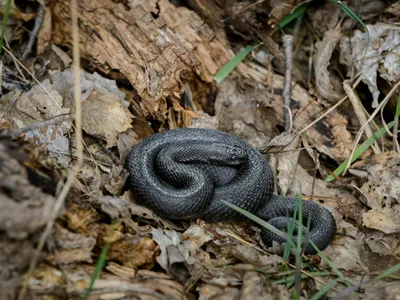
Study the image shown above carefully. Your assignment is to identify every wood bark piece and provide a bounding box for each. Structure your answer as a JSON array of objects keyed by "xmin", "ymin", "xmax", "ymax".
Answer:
[{"xmin": 50, "ymin": 0, "xmax": 199, "ymax": 120}]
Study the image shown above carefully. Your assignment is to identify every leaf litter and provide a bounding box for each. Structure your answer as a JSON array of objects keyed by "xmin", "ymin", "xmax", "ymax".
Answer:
[{"xmin": 0, "ymin": 0, "xmax": 400, "ymax": 299}]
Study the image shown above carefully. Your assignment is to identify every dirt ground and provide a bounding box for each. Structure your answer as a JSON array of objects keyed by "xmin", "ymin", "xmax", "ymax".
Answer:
[{"xmin": 1, "ymin": 0, "xmax": 400, "ymax": 299}]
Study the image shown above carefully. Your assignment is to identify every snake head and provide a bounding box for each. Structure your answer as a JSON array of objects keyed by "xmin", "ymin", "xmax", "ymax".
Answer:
[{"xmin": 207, "ymin": 143, "xmax": 247, "ymax": 166}]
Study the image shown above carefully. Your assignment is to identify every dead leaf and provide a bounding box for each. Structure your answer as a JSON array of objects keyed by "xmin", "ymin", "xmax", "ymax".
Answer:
[
  {"xmin": 107, "ymin": 235, "xmax": 159, "ymax": 269},
  {"xmin": 28, "ymin": 264, "xmax": 187, "ymax": 299},
  {"xmin": 207, "ymin": 77, "xmax": 353, "ymax": 162},
  {"xmin": 363, "ymin": 210, "xmax": 400, "ymax": 234},
  {"xmin": 0, "ymin": 142, "xmax": 55, "ymax": 239},
  {"xmin": 231, "ymin": 244, "xmax": 282, "ymax": 273},
  {"xmin": 152, "ymin": 227, "xmax": 184, "ymax": 272},
  {"xmin": 0, "ymin": 0, "xmax": 36, "ymax": 22},
  {"xmin": 314, "ymin": 21, "xmax": 344, "ymax": 102},
  {"xmin": 104, "ymin": 165, "xmax": 128, "ymax": 195},
  {"xmin": 273, "ymin": 135, "xmax": 300, "ymax": 195},
  {"xmin": 37, "ymin": 6, "xmax": 52, "ymax": 55},
  {"xmin": 340, "ymin": 23, "xmax": 400, "ymax": 108},
  {"xmin": 366, "ymin": 232, "xmax": 400, "ymax": 258},
  {"xmin": 240, "ymin": 271, "xmax": 290, "ymax": 299},
  {"xmin": 199, "ymin": 284, "xmax": 240, "ymax": 299},
  {"xmin": 15, "ymin": 81, "xmax": 69, "ymax": 121},
  {"xmin": 82, "ymin": 90, "xmax": 133, "ymax": 148},
  {"xmin": 353, "ymin": 152, "xmax": 400, "ymax": 233}
]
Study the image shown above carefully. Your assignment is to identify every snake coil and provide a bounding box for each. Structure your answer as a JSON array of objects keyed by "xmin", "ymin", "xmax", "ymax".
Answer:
[{"xmin": 125, "ymin": 128, "xmax": 336, "ymax": 254}]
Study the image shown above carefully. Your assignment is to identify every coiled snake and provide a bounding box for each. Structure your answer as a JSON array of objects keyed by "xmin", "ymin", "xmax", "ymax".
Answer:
[{"xmin": 125, "ymin": 128, "xmax": 336, "ymax": 254}]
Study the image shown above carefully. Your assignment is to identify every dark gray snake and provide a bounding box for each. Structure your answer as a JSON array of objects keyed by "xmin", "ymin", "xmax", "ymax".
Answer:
[{"xmin": 125, "ymin": 128, "xmax": 336, "ymax": 254}]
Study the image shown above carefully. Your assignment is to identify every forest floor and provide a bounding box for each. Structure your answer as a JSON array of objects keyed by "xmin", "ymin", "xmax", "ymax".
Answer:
[{"xmin": 1, "ymin": 0, "xmax": 400, "ymax": 299}]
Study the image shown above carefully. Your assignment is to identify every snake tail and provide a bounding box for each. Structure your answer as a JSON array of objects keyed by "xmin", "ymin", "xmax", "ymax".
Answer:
[{"xmin": 257, "ymin": 194, "xmax": 336, "ymax": 254}]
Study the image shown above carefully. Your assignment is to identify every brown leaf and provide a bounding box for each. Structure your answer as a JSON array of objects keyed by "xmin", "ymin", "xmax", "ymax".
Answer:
[
  {"xmin": 82, "ymin": 90, "xmax": 133, "ymax": 148},
  {"xmin": 314, "ymin": 21, "xmax": 344, "ymax": 102},
  {"xmin": 354, "ymin": 151, "xmax": 400, "ymax": 233},
  {"xmin": 108, "ymin": 235, "xmax": 159, "ymax": 269}
]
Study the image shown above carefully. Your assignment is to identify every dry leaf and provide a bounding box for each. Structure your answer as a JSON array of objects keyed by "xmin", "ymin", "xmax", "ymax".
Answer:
[
  {"xmin": 314, "ymin": 21, "xmax": 344, "ymax": 102},
  {"xmin": 363, "ymin": 210, "xmax": 400, "ymax": 234},
  {"xmin": 272, "ymin": 135, "xmax": 300, "ymax": 195},
  {"xmin": 82, "ymin": 90, "xmax": 133, "ymax": 148},
  {"xmin": 340, "ymin": 23, "xmax": 400, "ymax": 108},
  {"xmin": 240, "ymin": 271, "xmax": 290, "ymax": 299},
  {"xmin": 108, "ymin": 235, "xmax": 159, "ymax": 269},
  {"xmin": 209, "ymin": 77, "xmax": 353, "ymax": 162},
  {"xmin": 0, "ymin": 0, "xmax": 36, "ymax": 21},
  {"xmin": 353, "ymin": 152, "xmax": 400, "ymax": 233}
]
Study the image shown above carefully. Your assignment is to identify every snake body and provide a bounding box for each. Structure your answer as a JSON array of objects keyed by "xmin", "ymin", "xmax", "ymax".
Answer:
[{"xmin": 125, "ymin": 128, "xmax": 336, "ymax": 254}]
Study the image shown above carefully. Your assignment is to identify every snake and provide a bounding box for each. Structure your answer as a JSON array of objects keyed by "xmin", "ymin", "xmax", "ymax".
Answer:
[{"xmin": 125, "ymin": 128, "xmax": 336, "ymax": 254}]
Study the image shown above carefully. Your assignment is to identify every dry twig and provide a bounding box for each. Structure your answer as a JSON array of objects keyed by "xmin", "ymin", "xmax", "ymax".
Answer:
[
  {"xmin": 21, "ymin": 1, "xmax": 47, "ymax": 60},
  {"xmin": 343, "ymin": 80, "xmax": 381, "ymax": 154},
  {"xmin": 283, "ymin": 34, "xmax": 294, "ymax": 131},
  {"xmin": 0, "ymin": 114, "xmax": 73, "ymax": 139},
  {"xmin": 343, "ymin": 80, "xmax": 400, "ymax": 175}
]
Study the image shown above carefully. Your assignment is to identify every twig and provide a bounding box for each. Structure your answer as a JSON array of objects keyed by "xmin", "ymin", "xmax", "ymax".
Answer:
[
  {"xmin": 35, "ymin": 59, "xmax": 51, "ymax": 78},
  {"xmin": 307, "ymin": 37, "xmax": 314, "ymax": 87},
  {"xmin": 343, "ymin": 79, "xmax": 400, "ymax": 175},
  {"xmin": 283, "ymin": 105, "xmax": 293, "ymax": 133},
  {"xmin": 0, "ymin": 114, "xmax": 73, "ymax": 139},
  {"xmin": 4, "ymin": 38, "xmax": 28, "ymax": 81},
  {"xmin": 283, "ymin": 35, "xmax": 294, "ymax": 131},
  {"xmin": 342, "ymin": 80, "xmax": 381, "ymax": 154},
  {"xmin": 81, "ymin": 287, "xmax": 167, "ymax": 299},
  {"xmin": 183, "ymin": 82, "xmax": 197, "ymax": 112},
  {"xmin": 17, "ymin": 0, "xmax": 83, "ymax": 298},
  {"xmin": 297, "ymin": 70, "xmax": 367, "ymax": 136},
  {"xmin": 393, "ymin": 114, "xmax": 400, "ymax": 152},
  {"xmin": 292, "ymin": 14, "xmax": 302, "ymax": 43},
  {"xmin": 21, "ymin": 1, "xmax": 47, "ymax": 60}
]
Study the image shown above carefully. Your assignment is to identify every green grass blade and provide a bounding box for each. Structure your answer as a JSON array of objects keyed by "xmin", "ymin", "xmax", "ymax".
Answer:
[
  {"xmin": 294, "ymin": 193, "xmax": 304, "ymax": 297},
  {"xmin": 331, "ymin": 0, "xmax": 369, "ymax": 56},
  {"xmin": 283, "ymin": 195, "xmax": 300, "ymax": 259},
  {"xmin": 221, "ymin": 200, "xmax": 296, "ymax": 249},
  {"xmin": 309, "ymin": 240, "xmax": 351, "ymax": 287},
  {"xmin": 274, "ymin": 3, "xmax": 309, "ymax": 32},
  {"xmin": 270, "ymin": 271, "xmax": 331, "ymax": 285},
  {"xmin": 84, "ymin": 225, "xmax": 115, "ymax": 300},
  {"xmin": 214, "ymin": 42, "xmax": 259, "ymax": 84},
  {"xmin": 325, "ymin": 121, "xmax": 395, "ymax": 182},
  {"xmin": 270, "ymin": 275, "xmax": 300, "ymax": 285},
  {"xmin": 0, "ymin": 0, "xmax": 12, "ymax": 57},
  {"xmin": 296, "ymin": 193, "xmax": 304, "ymax": 254},
  {"xmin": 310, "ymin": 280, "xmax": 338, "ymax": 300},
  {"xmin": 396, "ymin": 96, "xmax": 400, "ymax": 117},
  {"xmin": 372, "ymin": 263, "xmax": 400, "ymax": 281}
]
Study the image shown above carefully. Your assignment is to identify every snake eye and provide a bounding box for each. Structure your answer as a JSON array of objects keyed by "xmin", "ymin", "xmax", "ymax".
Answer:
[{"xmin": 231, "ymin": 154, "xmax": 237, "ymax": 161}]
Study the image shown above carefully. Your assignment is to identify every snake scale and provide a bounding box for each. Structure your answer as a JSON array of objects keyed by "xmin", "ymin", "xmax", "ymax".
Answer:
[{"xmin": 125, "ymin": 128, "xmax": 336, "ymax": 254}]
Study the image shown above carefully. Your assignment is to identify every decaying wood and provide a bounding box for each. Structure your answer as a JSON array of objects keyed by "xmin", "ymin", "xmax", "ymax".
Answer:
[{"xmin": 50, "ymin": 0, "xmax": 200, "ymax": 121}]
